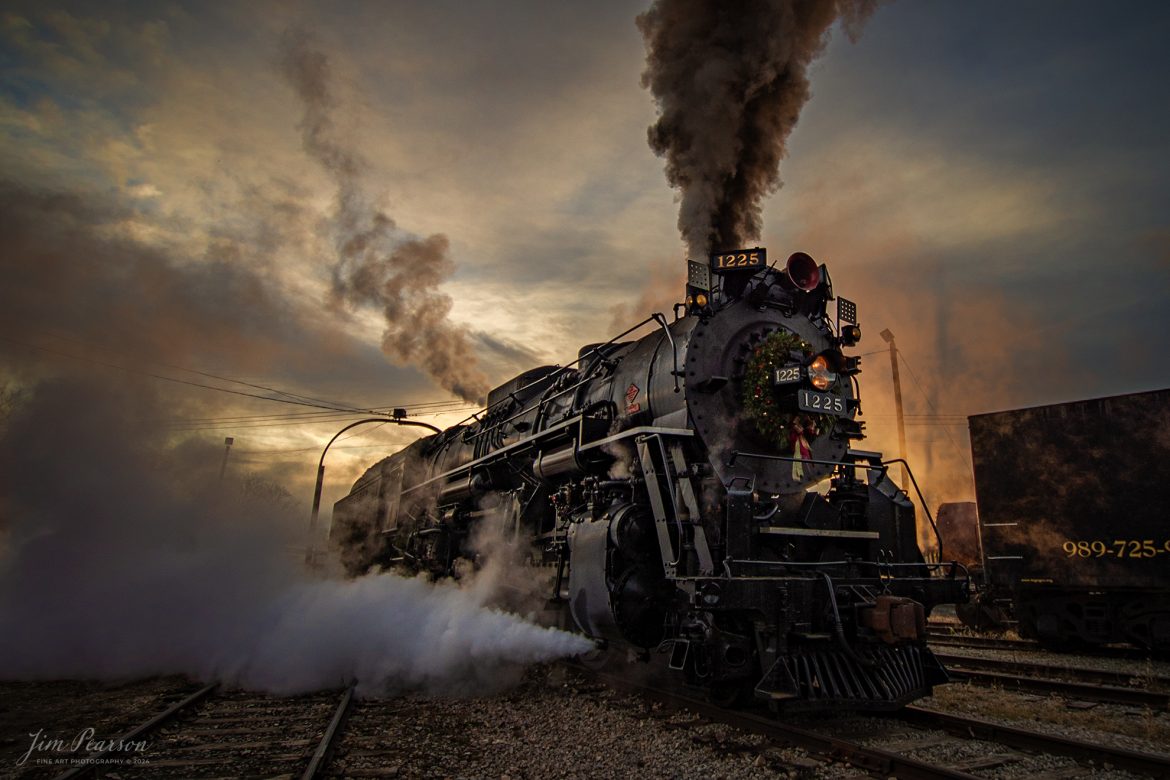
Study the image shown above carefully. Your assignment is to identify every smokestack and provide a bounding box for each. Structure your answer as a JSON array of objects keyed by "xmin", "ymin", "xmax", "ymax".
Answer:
[
  {"xmin": 637, "ymin": 0, "xmax": 878, "ymax": 259},
  {"xmin": 279, "ymin": 29, "xmax": 489, "ymax": 404}
]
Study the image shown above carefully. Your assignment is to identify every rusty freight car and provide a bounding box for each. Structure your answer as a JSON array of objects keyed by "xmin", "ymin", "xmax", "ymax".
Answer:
[{"xmin": 964, "ymin": 388, "xmax": 1170, "ymax": 652}]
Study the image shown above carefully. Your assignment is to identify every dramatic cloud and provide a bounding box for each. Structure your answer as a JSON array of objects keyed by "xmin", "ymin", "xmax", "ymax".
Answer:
[
  {"xmin": 0, "ymin": 180, "xmax": 312, "ymax": 373},
  {"xmin": 1, "ymin": 0, "xmax": 1168, "ymax": 518},
  {"xmin": 279, "ymin": 28, "xmax": 489, "ymax": 404}
]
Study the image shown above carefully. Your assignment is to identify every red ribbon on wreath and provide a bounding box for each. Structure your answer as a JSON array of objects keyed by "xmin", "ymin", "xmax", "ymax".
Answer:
[{"xmin": 788, "ymin": 415, "xmax": 819, "ymax": 481}]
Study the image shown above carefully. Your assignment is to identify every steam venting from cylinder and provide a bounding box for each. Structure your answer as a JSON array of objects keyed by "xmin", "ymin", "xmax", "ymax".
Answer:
[
  {"xmin": 279, "ymin": 29, "xmax": 489, "ymax": 403},
  {"xmin": 637, "ymin": 0, "xmax": 878, "ymax": 258}
]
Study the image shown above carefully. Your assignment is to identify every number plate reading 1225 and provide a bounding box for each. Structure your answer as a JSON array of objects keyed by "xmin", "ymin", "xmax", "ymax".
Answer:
[
  {"xmin": 799, "ymin": 389, "xmax": 847, "ymax": 416},
  {"xmin": 774, "ymin": 366, "xmax": 800, "ymax": 385},
  {"xmin": 711, "ymin": 248, "xmax": 766, "ymax": 273}
]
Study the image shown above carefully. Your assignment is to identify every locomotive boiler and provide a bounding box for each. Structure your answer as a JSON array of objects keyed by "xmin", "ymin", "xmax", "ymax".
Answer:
[{"xmin": 331, "ymin": 248, "xmax": 969, "ymax": 710}]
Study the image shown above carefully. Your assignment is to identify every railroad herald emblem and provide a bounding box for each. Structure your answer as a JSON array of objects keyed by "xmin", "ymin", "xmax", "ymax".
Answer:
[{"xmin": 625, "ymin": 384, "xmax": 641, "ymax": 414}]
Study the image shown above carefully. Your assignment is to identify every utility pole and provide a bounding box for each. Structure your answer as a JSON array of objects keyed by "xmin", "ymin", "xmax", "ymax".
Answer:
[
  {"xmin": 879, "ymin": 329, "xmax": 909, "ymax": 492},
  {"xmin": 218, "ymin": 436, "xmax": 234, "ymax": 484}
]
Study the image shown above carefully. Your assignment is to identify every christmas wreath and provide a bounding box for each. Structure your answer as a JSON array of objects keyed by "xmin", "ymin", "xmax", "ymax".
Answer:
[{"xmin": 741, "ymin": 331, "xmax": 831, "ymax": 450}]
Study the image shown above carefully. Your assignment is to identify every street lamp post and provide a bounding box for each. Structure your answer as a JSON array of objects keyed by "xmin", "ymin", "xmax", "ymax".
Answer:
[
  {"xmin": 218, "ymin": 436, "xmax": 234, "ymax": 484},
  {"xmin": 308, "ymin": 415, "xmax": 442, "ymax": 534}
]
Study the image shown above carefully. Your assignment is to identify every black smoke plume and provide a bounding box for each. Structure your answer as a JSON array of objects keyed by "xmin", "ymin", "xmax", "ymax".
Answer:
[
  {"xmin": 637, "ymin": 0, "xmax": 877, "ymax": 257},
  {"xmin": 279, "ymin": 29, "xmax": 489, "ymax": 404}
]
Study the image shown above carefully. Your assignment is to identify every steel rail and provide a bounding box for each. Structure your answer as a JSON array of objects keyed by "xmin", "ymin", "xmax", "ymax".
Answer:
[
  {"xmin": 940, "ymin": 666, "xmax": 1170, "ymax": 709},
  {"xmin": 934, "ymin": 651, "xmax": 1170, "ymax": 692},
  {"xmin": 928, "ymin": 630, "xmax": 1154, "ymax": 661},
  {"xmin": 301, "ymin": 685, "xmax": 354, "ymax": 779},
  {"xmin": 54, "ymin": 683, "xmax": 218, "ymax": 780},
  {"xmin": 900, "ymin": 706, "xmax": 1170, "ymax": 778},
  {"xmin": 569, "ymin": 664, "xmax": 979, "ymax": 780}
]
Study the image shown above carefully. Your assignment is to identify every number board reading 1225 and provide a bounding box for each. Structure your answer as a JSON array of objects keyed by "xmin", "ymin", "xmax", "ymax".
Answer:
[
  {"xmin": 799, "ymin": 389, "xmax": 847, "ymax": 416},
  {"xmin": 711, "ymin": 248, "xmax": 766, "ymax": 273}
]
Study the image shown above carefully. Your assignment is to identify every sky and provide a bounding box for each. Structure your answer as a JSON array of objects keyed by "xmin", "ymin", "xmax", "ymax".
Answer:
[{"xmin": 1, "ymin": 0, "xmax": 1168, "ymax": 517}]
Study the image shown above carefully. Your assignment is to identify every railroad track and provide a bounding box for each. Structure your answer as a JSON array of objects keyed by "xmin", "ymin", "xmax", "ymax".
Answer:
[
  {"xmin": 934, "ymin": 652, "xmax": 1170, "ymax": 709},
  {"xmin": 8, "ymin": 665, "xmax": 1167, "ymax": 779},
  {"xmin": 50, "ymin": 684, "xmax": 352, "ymax": 779},
  {"xmin": 571, "ymin": 662, "xmax": 1170, "ymax": 779},
  {"xmin": 927, "ymin": 626, "xmax": 1153, "ymax": 661},
  {"xmin": 897, "ymin": 706, "xmax": 1170, "ymax": 778}
]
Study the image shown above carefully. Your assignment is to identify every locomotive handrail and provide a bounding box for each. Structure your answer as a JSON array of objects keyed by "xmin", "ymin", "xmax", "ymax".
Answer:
[
  {"xmin": 466, "ymin": 372, "xmax": 603, "ymax": 442},
  {"xmin": 452, "ymin": 312, "xmax": 679, "ymax": 432},
  {"xmin": 401, "ymin": 420, "xmax": 694, "ymax": 498},
  {"xmin": 402, "ymin": 414, "xmax": 587, "ymax": 495},
  {"xmin": 466, "ymin": 311, "xmax": 682, "ymax": 444},
  {"xmin": 719, "ymin": 559, "xmax": 969, "ymax": 584},
  {"xmin": 880, "ymin": 458, "xmax": 944, "ymax": 562},
  {"xmin": 650, "ymin": 312, "xmax": 682, "ymax": 393},
  {"xmin": 727, "ymin": 450, "xmax": 945, "ymax": 562},
  {"xmin": 726, "ymin": 450, "xmax": 858, "ymax": 470}
]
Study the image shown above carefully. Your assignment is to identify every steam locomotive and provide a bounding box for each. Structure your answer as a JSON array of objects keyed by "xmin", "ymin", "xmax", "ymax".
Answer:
[{"xmin": 331, "ymin": 248, "xmax": 969, "ymax": 710}]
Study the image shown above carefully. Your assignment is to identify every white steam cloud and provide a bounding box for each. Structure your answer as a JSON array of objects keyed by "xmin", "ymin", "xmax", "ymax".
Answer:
[{"xmin": 0, "ymin": 380, "xmax": 589, "ymax": 695}]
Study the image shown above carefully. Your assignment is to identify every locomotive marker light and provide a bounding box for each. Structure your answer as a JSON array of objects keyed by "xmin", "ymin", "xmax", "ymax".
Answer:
[
  {"xmin": 686, "ymin": 260, "xmax": 712, "ymax": 315},
  {"xmin": 837, "ymin": 298, "xmax": 860, "ymax": 346}
]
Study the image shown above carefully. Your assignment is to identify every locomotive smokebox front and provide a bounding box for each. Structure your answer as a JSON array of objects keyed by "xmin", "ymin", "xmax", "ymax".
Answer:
[{"xmin": 685, "ymin": 292, "xmax": 859, "ymax": 496}]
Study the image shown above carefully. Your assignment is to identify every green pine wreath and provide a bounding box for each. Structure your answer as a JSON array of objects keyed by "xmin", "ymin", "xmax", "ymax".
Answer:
[{"xmin": 741, "ymin": 331, "xmax": 830, "ymax": 445}]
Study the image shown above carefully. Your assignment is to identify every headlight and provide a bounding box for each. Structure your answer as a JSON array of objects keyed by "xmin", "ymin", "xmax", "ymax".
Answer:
[{"xmin": 808, "ymin": 355, "xmax": 837, "ymax": 391}]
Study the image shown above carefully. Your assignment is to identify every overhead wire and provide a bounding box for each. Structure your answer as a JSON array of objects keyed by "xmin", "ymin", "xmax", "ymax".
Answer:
[
  {"xmin": 157, "ymin": 398, "xmax": 473, "ymax": 425},
  {"xmin": 0, "ymin": 334, "xmax": 371, "ymax": 412},
  {"xmin": 35, "ymin": 330, "xmax": 367, "ymax": 413},
  {"xmin": 1, "ymin": 333, "xmax": 479, "ymax": 425},
  {"xmin": 159, "ymin": 403, "xmax": 477, "ymax": 431}
]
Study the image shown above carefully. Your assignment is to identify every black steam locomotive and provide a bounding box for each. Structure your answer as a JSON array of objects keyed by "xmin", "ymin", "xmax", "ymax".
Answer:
[{"xmin": 331, "ymin": 248, "xmax": 969, "ymax": 710}]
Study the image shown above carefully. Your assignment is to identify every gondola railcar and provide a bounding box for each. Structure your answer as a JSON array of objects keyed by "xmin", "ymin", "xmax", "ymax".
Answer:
[{"xmin": 958, "ymin": 389, "xmax": 1170, "ymax": 653}]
